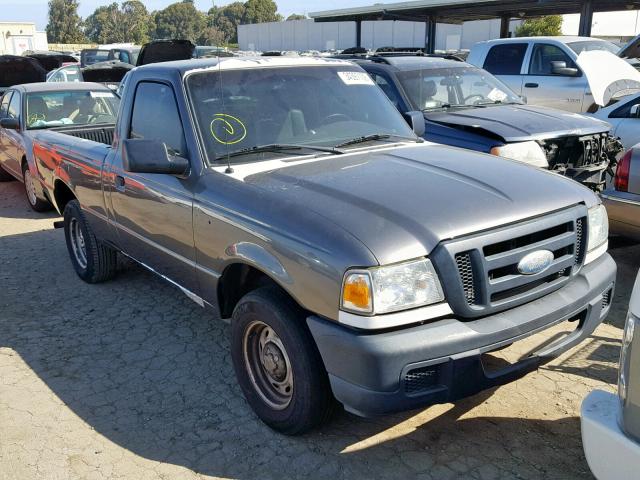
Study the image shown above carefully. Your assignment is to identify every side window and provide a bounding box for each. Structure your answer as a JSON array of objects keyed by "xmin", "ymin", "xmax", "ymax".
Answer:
[
  {"xmin": 529, "ymin": 44, "xmax": 577, "ymax": 75},
  {"xmin": 8, "ymin": 92, "xmax": 21, "ymax": 120},
  {"xmin": 0, "ymin": 92, "xmax": 12, "ymax": 119},
  {"xmin": 483, "ymin": 43, "xmax": 528, "ymax": 75},
  {"xmin": 371, "ymin": 73, "xmax": 402, "ymax": 108},
  {"xmin": 129, "ymin": 82, "xmax": 186, "ymax": 156}
]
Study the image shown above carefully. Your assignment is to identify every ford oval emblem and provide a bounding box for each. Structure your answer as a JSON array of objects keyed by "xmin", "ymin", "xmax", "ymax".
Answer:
[{"xmin": 517, "ymin": 250, "xmax": 554, "ymax": 275}]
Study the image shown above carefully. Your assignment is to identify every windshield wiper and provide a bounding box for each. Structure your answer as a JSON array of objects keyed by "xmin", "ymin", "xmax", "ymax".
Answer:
[
  {"xmin": 215, "ymin": 143, "xmax": 344, "ymax": 161},
  {"xmin": 335, "ymin": 133, "xmax": 418, "ymax": 148}
]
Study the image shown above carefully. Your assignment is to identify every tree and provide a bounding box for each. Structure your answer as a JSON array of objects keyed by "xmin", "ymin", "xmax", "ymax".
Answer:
[
  {"xmin": 208, "ymin": 2, "xmax": 246, "ymax": 44},
  {"xmin": 515, "ymin": 15, "xmax": 563, "ymax": 37},
  {"xmin": 153, "ymin": 1, "xmax": 206, "ymax": 43},
  {"xmin": 244, "ymin": 0, "xmax": 282, "ymax": 23},
  {"xmin": 46, "ymin": 0, "xmax": 85, "ymax": 43},
  {"xmin": 85, "ymin": 1, "xmax": 149, "ymax": 44},
  {"xmin": 286, "ymin": 14, "xmax": 306, "ymax": 21},
  {"xmin": 121, "ymin": 1, "xmax": 151, "ymax": 44}
]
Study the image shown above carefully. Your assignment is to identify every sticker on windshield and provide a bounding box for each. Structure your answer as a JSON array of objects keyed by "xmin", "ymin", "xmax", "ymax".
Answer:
[
  {"xmin": 90, "ymin": 91, "xmax": 113, "ymax": 98},
  {"xmin": 487, "ymin": 88, "xmax": 508, "ymax": 102},
  {"xmin": 337, "ymin": 71, "xmax": 374, "ymax": 86},
  {"xmin": 210, "ymin": 113, "xmax": 247, "ymax": 145}
]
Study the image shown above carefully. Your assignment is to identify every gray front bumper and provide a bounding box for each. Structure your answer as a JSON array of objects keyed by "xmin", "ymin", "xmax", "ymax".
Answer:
[{"xmin": 307, "ymin": 253, "xmax": 616, "ymax": 417}]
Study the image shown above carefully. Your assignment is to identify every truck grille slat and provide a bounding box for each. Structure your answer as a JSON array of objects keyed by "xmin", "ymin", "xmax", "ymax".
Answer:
[{"xmin": 434, "ymin": 206, "xmax": 588, "ymax": 318}]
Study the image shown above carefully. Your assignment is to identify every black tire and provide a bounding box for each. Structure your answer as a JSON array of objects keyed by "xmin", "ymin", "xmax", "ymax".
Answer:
[
  {"xmin": 22, "ymin": 163, "xmax": 52, "ymax": 212},
  {"xmin": 63, "ymin": 199, "xmax": 117, "ymax": 283},
  {"xmin": 0, "ymin": 165, "xmax": 14, "ymax": 182},
  {"xmin": 231, "ymin": 286, "xmax": 335, "ymax": 435}
]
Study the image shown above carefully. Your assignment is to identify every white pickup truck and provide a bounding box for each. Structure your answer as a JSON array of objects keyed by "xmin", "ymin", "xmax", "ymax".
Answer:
[{"xmin": 468, "ymin": 35, "xmax": 640, "ymax": 113}]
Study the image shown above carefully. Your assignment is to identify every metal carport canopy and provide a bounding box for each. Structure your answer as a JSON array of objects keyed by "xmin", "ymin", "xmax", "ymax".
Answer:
[{"xmin": 309, "ymin": 0, "xmax": 640, "ymax": 24}]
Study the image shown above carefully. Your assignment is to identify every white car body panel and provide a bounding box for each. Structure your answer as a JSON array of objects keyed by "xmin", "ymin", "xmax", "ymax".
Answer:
[{"xmin": 581, "ymin": 390, "xmax": 640, "ymax": 480}]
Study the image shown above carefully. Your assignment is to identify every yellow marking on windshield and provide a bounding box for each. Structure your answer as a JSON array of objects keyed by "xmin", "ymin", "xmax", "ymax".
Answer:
[{"xmin": 210, "ymin": 113, "xmax": 247, "ymax": 145}]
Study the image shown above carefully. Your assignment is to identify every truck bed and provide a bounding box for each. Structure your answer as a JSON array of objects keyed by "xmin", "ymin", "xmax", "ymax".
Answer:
[{"xmin": 50, "ymin": 124, "xmax": 115, "ymax": 146}]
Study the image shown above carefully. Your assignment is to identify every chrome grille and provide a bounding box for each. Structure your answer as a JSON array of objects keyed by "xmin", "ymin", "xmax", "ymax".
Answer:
[{"xmin": 432, "ymin": 206, "xmax": 587, "ymax": 318}]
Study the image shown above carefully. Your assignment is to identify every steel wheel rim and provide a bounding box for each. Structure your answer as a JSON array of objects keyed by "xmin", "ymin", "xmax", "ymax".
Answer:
[
  {"xmin": 24, "ymin": 170, "xmax": 37, "ymax": 206},
  {"xmin": 243, "ymin": 320, "xmax": 294, "ymax": 410},
  {"xmin": 69, "ymin": 217, "xmax": 88, "ymax": 269}
]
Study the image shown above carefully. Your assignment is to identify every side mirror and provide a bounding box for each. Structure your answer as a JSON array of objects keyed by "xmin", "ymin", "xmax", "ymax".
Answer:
[
  {"xmin": 122, "ymin": 138, "xmax": 189, "ymax": 175},
  {"xmin": 0, "ymin": 117, "xmax": 20, "ymax": 130},
  {"xmin": 551, "ymin": 61, "xmax": 579, "ymax": 77},
  {"xmin": 403, "ymin": 111, "xmax": 425, "ymax": 137},
  {"xmin": 630, "ymin": 104, "xmax": 640, "ymax": 118}
]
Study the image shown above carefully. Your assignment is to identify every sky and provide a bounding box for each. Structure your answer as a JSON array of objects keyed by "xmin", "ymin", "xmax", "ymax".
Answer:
[{"xmin": 2, "ymin": 0, "xmax": 374, "ymax": 30}]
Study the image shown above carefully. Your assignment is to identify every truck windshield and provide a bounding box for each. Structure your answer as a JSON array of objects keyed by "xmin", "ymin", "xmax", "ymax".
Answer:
[
  {"xmin": 397, "ymin": 66, "xmax": 522, "ymax": 111},
  {"xmin": 186, "ymin": 65, "xmax": 416, "ymax": 164},
  {"xmin": 567, "ymin": 40, "xmax": 621, "ymax": 56},
  {"xmin": 26, "ymin": 90, "xmax": 120, "ymax": 130}
]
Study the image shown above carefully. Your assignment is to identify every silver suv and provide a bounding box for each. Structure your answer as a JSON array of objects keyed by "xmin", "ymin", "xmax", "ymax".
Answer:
[{"xmin": 468, "ymin": 36, "xmax": 639, "ymax": 113}]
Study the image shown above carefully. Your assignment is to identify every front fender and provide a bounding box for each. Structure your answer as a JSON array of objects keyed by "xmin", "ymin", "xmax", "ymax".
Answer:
[{"xmin": 224, "ymin": 242, "xmax": 293, "ymax": 287}]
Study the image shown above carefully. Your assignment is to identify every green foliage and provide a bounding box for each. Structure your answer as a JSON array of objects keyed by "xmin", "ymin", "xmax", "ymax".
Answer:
[
  {"xmin": 151, "ymin": 1, "xmax": 206, "ymax": 43},
  {"xmin": 46, "ymin": 0, "xmax": 85, "ymax": 43},
  {"xmin": 244, "ymin": 0, "xmax": 282, "ymax": 24},
  {"xmin": 515, "ymin": 15, "xmax": 563, "ymax": 37},
  {"xmin": 85, "ymin": 1, "xmax": 149, "ymax": 44},
  {"xmin": 286, "ymin": 14, "xmax": 307, "ymax": 21}
]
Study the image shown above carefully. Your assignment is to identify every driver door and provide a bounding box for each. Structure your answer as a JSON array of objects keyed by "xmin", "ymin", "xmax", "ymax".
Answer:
[
  {"xmin": 524, "ymin": 43, "xmax": 587, "ymax": 112},
  {"xmin": 106, "ymin": 81, "xmax": 198, "ymax": 293}
]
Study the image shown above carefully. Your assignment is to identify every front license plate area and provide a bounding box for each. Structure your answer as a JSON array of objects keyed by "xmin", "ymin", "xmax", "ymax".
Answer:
[{"xmin": 481, "ymin": 319, "xmax": 580, "ymax": 374}]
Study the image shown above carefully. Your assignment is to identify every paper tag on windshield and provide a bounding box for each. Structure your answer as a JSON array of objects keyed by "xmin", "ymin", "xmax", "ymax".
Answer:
[
  {"xmin": 338, "ymin": 71, "xmax": 374, "ymax": 86},
  {"xmin": 487, "ymin": 88, "xmax": 508, "ymax": 102},
  {"xmin": 90, "ymin": 91, "xmax": 113, "ymax": 98}
]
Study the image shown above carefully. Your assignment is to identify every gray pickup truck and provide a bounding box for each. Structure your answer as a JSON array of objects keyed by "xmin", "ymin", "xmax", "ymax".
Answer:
[{"xmin": 33, "ymin": 57, "xmax": 617, "ymax": 435}]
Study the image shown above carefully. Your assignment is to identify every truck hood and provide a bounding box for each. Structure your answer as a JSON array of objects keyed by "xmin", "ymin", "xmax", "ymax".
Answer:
[
  {"xmin": 577, "ymin": 50, "xmax": 640, "ymax": 106},
  {"xmin": 618, "ymin": 33, "xmax": 640, "ymax": 61},
  {"xmin": 136, "ymin": 39, "xmax": 195, "ymax": 66},
  {"xmin": 424, "ymin": 104, "xmax": 610, "ymax": 143},
  {"xmin": 0, "ymin": 55, "xmax": 47, "ymax": 89},
  {"xmin": 82, "ymin": 61, "xmax": 133, "ymax": 84},
  {"xmin": 241, "ymin": 144, "xmax": 595, "ymax": 265}
]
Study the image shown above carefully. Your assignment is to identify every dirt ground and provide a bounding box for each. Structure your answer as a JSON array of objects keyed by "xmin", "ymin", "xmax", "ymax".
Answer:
[{"xmin": 1, "ymin": 179, "xmax": 638, "ymax": 480}]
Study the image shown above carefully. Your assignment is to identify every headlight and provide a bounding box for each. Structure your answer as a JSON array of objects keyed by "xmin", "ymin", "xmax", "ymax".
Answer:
[
  {"xmin": 585, "ymin": 204, "xmax": 609, "ymax": 264},
  {"xmin": 490, "ymin": 141, "xmax": 549, "ymax": 168},
  {"xmin": 619, "ymin": 312, "xmax": 638, "ymax": 406},
  {"xmin": 341, "ymin": 259, "xmax": 445, "ymax": 315}
]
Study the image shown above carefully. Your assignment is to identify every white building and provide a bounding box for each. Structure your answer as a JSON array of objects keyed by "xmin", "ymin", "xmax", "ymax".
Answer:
[
  {"xmin": 238, "ymin": 18, "xmax": 521, "ymax": 52},
  {"xmin": 563, "ymin": 11, "xmax": 640, "ymax": 43},
  {"xmin": 0, "ymin": 22, "xmax": 48, "ymax": 55}
]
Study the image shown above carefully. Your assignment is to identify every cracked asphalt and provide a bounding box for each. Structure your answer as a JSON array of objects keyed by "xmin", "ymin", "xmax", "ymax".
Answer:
[{"xmin": 1, "ymin": 179, "xmax": 639, "ymax": 480}]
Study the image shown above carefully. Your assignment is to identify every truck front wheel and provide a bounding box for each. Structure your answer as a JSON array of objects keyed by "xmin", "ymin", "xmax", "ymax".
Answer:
[
  {"xmin": 231, "ymin": 287, "xmax": 334, "ymax": 435},
  {"xmin": 63, "ymin": 200, "xmax": 117, "ymax": 283}
]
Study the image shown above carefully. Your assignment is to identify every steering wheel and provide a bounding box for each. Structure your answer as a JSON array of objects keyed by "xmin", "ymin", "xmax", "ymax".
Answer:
[
  {"xmin": 319, "ymin": 113, "xmax": 352, "ymax": 125},
  {"xmin": 463, "ymin": 94, "xmax": 486, "ymax": 104}
]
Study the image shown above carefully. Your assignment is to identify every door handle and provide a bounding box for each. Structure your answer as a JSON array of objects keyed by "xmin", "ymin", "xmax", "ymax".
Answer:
[
  {"xmin": 524, "ymin": 83, "xmax": 539, "ymax": 88},
  {"xmin": 115, "ymin": 175, "xmax": 126, "ymax": 192}
]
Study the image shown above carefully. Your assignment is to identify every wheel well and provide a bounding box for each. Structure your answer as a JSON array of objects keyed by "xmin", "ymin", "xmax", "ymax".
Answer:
[
  {"xmin": 53, "ymin": 180, "xmax": 76, "ymax": 213},
  {"xmin": 217, "ymin": 264, "xmax": 283, "ymax": 318}
]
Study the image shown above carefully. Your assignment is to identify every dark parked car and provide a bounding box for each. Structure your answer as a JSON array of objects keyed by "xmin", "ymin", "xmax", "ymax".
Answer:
[
  {"xmin": 356, "ymin": 54, "xmax": 621, "ymax": 191},
  {"xmin": 31, "ymin": 57, "xmax": 615, "ymax": 435}
]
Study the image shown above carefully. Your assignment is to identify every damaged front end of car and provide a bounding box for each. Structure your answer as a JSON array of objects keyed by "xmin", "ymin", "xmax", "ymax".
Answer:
[{"xmin": 539, "ymin": 133, "xmax": 624, "ymax": 191}]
